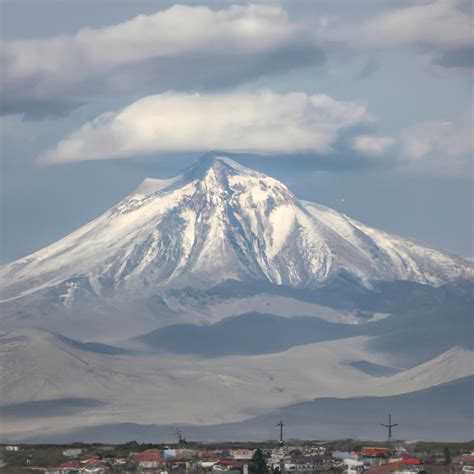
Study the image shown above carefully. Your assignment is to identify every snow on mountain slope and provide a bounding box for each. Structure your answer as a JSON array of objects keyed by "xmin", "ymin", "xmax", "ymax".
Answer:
[
  {"xmin": 1, "ymin": 154, "xmax": 471, "ymax": 306},
  {"xmin": 372, "ymin": 346, "xmax": 474, "ymax": 394},
  {"xmin": 163, "ymin": 293, "xmax": 364, "ymax": 325}
]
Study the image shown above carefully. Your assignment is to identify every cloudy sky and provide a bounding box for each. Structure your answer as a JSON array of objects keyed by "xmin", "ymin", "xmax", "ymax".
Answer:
[{"xmin": 1, "ymin": 0, "xmax": 472, "ymax": 263}]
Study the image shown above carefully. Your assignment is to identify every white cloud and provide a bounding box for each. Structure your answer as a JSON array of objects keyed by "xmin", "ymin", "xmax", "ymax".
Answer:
[
  {"xmin": 319, "ymin": 0, "xmax": 473, "ymax": 70},
  {"xmin": 39, "ymin": 91, "xmax": 373, "ymax": 164},
  {"xmin": 352, "ymin": 135, "xmax": 395, "ymax": 156},
  {"xmin": 363, "ymin": 0, "xmax": 472, "ymax": 50},
  {"xmin": 401, "ymin": 121, "xmax": 472, "ymax": 159},
  {"xmin": 4, "ymin": 4, "xmax": 293, "ymax": 77},
  {"xmin": 400, "ymin": 119, "xmax": 473, "ymax": 178},
  {"xmin": 359, "ymin": 0, "xmax": 473, "ymax": 69}
]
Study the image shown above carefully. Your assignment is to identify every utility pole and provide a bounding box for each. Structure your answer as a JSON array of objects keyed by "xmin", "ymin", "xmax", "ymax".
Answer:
[
  {"xmin": 276, "ymin": 420, "xmax": 284, "ymax": 445},
  {"xmin": 380, "ymin": 414, "xmax": 398, "ymax": 444}
]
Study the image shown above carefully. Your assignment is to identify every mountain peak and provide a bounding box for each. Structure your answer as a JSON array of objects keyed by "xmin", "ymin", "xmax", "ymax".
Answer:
[
  {"xmin": 197, "ymin": 151, "xmax": 238, "ymax": 166},
  {"xmin": 183, "ymin": 153, "xmax": 261, "ymax": 181},
  {"xmin": 135, "ymin": 154, "xmax": 263, "ymax": 196}
]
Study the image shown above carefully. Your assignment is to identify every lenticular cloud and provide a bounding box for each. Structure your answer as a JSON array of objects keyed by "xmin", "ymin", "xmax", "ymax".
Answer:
[{"xmin": 39, "ymin": 91, "xmax": 372, "ymax": 164}]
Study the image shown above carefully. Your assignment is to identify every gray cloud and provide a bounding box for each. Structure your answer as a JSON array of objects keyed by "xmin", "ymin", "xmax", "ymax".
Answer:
[
  {"xmin": 0, "ymin": 4, "xmax": 326, "ymax": 118},
  {"xmin": 107, "ymin": 44, "xmax": 326, "ymax": 93},
  {"xmin": 435, "ymin": 46, "xmax": 474, "ymax": 68},
  {"xmin": 359, "ymin": 0, "xmax": 473, "ymax": 71},
  {"xmin": 0, "ymin": 97, "xmax": 84, "ymax": 120},
  {"xmin": 1, "ymin": 44, "xmax": 326, "ymax": 120},
  {"xmin": 357, "ymin": 59, "xmax": 380, "ymax": 79}
]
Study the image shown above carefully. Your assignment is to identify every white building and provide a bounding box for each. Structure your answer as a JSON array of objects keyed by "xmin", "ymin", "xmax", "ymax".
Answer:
[{"xmin": 63, "ymin": 448, "xmax": 83, "ymax": 457}]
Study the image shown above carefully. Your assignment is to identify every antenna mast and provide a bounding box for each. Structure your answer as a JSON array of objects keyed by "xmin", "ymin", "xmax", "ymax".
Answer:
[
  {"xmin": 275, "ymin": 420, "xmax": 284, "ymax": 445},
  {"xmin": 380, "ymin": 414, "xmax": 398, "ymax": 444},
  {"xmin": 176, "ymin": 428, "xmax": 187, "ymax": 447}
]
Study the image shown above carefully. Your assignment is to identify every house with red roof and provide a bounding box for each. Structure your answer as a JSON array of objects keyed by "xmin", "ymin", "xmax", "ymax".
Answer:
[
  {"xmin": 362, "ymin": 447, "xmax": 391, "ymax": 457},
  {"xmin": 132, "ymin": 448, "xmax": 163, "ymax": 469}
]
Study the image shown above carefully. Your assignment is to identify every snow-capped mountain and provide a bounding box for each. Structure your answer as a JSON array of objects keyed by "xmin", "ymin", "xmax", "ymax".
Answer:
[
  {"xmin": 0, "ymin": 154, "xmax": 472, "ymax": 442},
  {"xmin": 1, "ymin": 154, "xmax": 471, "ymax": 306}
]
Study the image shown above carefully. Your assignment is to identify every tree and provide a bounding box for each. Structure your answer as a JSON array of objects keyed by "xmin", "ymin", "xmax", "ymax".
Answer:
[
  {"xmin": 444, "ymin": 447, "xmax": 451, "ymax": 466},
  {"xmin": 249, "ymin": 449, "xmax": 269, "ymax": 474}
]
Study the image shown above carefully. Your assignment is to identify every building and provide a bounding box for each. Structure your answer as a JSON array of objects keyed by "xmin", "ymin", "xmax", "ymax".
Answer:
[
  {"xmin": 229, "ymin": 449, "xmax": 254, "ymax": 460},
  {"xmin": 365, "ymin": 461, "xmax": 424, "ymax": 474},
  {"xmin": 362, "ymin": 448, "xmax": 391, "ymax": 458},
  {"xmin": 63, "ymin": 449, "xmax": 83, "ymax": 458},
  {"xmin": 454, "ymin": 454, "xmax": 474, "ymax": 472},
  {"xmin": 46, "ymin": 460, "xmax": 82, "ymax": 474},
  {"xmin": 132, "ymin": 448, "xmax": 162, "ymax": 468},
  {"xmin": 343, "ymin": 459, "xmax": 365, "ymax": 473},
  {"xmin": 332, "ymin": 451, "xmax": 359, "ymax": 460}
]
